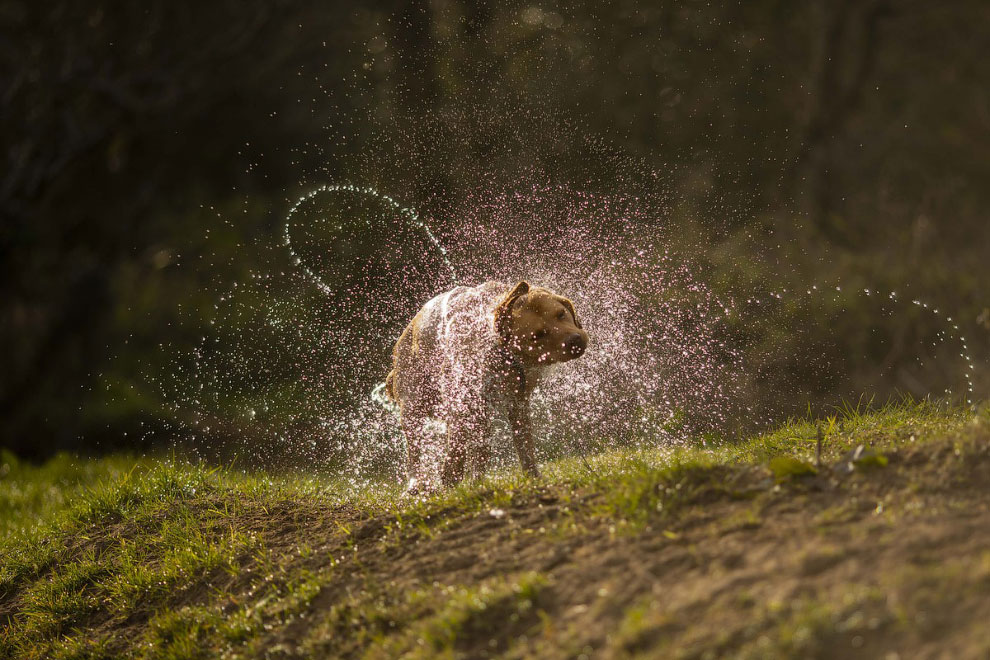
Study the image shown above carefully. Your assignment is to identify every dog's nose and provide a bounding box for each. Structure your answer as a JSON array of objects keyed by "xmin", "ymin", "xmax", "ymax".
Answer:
[{"xmin": 565, "ymin": 333, "xmax": 587, "ymax": 356}]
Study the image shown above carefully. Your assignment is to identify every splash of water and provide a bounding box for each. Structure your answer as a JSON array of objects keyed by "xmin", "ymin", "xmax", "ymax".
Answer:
[
  {"xmin": 283, "ymin": 183, "xmax": 458, "ymax": 293},
  {"xmin": 171, "ymin": 181, "xmax": 976, "ymax": 486},
  {"xmin": 743, "ymin": 284, "xmax": 975, "ymax": 410},
  {"xmin": 173, "ymin": 183, "xmax": 747, "ymax": 480},
  {"xmin": 283, "ymin": 184, "xmax": 459, "ymax": 417}
]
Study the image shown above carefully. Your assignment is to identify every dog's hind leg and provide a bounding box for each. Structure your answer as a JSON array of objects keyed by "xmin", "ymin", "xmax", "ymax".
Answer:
[
  {"xmin": 441, "ymin": 426, "xmax": 467, "ymax": 487},
  {"xmin": 443, "ymin": 424, "xmax": 490, "ymax": 485},
  {"xmin": 442, "ymin": 399, "xmax": 489, "ymax": 487},
  {"xmin": 400, "ymin": 399, "xmax": 440, "ymax": 494},
  {"xmin": 442, "ymin": 417, "xmax": 477, "ymax": 486},
  {"xmin": 467, "ymin": 440, "xmax": 491, "ymax": 481}
]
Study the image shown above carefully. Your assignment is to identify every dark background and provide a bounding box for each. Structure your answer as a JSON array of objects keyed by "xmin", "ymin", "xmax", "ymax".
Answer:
[{"xmin": 3, "ymin": 0, "xmax": 988, "ymax": 459}]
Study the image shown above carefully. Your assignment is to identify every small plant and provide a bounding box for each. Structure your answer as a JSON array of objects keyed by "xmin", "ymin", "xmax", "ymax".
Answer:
[{"xmin": 769, "ymin": 456, "xmax": 818, "ymax": 482}]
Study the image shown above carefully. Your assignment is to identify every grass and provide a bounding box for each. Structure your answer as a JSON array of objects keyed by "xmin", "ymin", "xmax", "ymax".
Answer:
[{"xmin": 1, "ymin": 400, "xmax": 988, "ymax": 659}]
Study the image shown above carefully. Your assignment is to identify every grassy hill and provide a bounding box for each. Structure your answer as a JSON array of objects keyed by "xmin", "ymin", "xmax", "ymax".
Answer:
[{"xmin": 2, "ymin": 402, "xmax": 989, "ymax": 659}]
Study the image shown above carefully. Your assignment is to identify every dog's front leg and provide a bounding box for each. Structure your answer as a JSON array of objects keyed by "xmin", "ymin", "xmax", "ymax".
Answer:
[
  {"xmin": 466, "ymin": 439, "xmax": 492, "ymax": 481},
  {"xmin": 509, "ymin": 400, "xmax": 540, "ymax": 478}
]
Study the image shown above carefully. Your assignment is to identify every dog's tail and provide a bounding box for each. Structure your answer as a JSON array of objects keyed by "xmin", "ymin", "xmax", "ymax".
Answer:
[
  {"xmin": 384, "ymin": 370, "xmax": 397, "ymax": 401},
  {"xmin": 371, "ymin": 371, "xmax": 399, "ymax": 415}
]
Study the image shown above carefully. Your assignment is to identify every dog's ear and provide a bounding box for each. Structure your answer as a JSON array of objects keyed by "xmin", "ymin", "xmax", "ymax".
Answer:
[
  {"xmin": 559, "ymin": 297, "xmax": 582, "ymax": 329},
  {"xmin": 494, "ymin": 280, "xmax": 530, "ymax": 342}
]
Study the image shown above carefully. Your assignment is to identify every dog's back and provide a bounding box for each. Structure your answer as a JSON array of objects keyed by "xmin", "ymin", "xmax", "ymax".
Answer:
[{"xmin": 386, "ymin": 282, "xmax": 506, "ymax": 411}]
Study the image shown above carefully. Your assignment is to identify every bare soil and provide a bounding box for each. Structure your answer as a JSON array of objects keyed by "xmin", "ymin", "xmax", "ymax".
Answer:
[{"xmin": 253, "ymin": 431, "xmax": 990, "ymax": 658}]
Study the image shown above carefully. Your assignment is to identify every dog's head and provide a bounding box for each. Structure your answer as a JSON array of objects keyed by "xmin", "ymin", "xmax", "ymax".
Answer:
[{"xmin": 494, "ymin": 281, "xmax": 589, "ymax": 366}]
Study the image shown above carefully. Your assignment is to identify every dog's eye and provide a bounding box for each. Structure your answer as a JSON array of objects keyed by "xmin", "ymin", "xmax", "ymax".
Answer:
[
  {"xmin": 557, "ymin": 310, "xmax": 566, "ymax": 320},
  {"xmin": 533, "ymin": 329, "xmax": 547, "ymax": 341}
]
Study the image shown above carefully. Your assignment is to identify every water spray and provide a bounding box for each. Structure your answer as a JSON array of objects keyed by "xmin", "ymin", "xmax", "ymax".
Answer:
[
  {"xmin": 283, "ymin": 183, "xmax": 459, "ymax": 293},
  {"xmin": 284, "ymin": 184, "xmax": 460, "ymax": 415},
  {"xmin": 177, "ymin": 181, "xmax": 978, "ymax": 481},
  {"xmin": 756, "ymin": 284, "xmax": 976, "ymax": 409}
]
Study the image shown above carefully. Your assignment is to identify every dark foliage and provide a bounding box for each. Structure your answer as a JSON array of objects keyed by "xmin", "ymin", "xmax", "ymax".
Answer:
[{"xmin": 2, "ymin": 0, "xmax": 988, "ymax": 457}]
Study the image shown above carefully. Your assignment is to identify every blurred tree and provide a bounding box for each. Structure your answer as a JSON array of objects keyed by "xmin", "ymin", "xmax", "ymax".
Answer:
[
  {"xmin": 0, "ymin": 0, "xmax": 379, "ymax": 455},
  {"xmin": 1, "ymin": 0, "xmax": 986, "ymax": 457}
]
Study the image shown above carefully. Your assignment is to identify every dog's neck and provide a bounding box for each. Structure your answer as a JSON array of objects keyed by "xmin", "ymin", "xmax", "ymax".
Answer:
[{"xmin": 492, "ymin": 342, "xmax": 547, "ymax": 397}]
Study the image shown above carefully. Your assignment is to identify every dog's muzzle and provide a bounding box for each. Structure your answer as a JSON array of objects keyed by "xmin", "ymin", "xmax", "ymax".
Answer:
[{"xmin": 565, "ymin": 332, "xmax": 587, "ymax": 358}]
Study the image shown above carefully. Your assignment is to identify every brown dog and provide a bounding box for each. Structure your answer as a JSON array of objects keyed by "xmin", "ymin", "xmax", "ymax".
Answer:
[{"xmin": 385, "ymin": 281, "xmax": 588, "ymax": 491}]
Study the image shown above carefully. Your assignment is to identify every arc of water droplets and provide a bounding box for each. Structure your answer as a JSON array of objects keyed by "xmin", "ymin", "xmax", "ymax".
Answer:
[
  {"xmin": 283, "ymin": 183, "xmax": 460, "ymax": 294},
  {"xmin": 284, "ymin": 184, "xmax": 460, "ymax": 413},
  {"xmin": 754, "ymin": 284, "xmax": 976, "ymax": 408}
]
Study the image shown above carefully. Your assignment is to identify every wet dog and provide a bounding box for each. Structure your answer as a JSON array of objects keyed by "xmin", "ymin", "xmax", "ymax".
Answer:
[{"xmin": 385, "ymin": 281, "xmax": 588, "ymax": 492}]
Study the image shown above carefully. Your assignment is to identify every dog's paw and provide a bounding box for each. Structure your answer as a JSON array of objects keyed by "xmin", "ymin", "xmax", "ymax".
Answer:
[
  {"xmin": 524, "ymin": 465, "xmax": 542, "ymax": 480},
  {"xmin": 403, "ymin": 477, "xmax": 439, "ymax": 498}
]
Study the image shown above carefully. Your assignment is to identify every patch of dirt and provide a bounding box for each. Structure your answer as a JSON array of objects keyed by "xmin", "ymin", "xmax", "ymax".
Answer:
[{"xmin": 250, "ymin": 430, "xmax": 990, "ymax": 659}]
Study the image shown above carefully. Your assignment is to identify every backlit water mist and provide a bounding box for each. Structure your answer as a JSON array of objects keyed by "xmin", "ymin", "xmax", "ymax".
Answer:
[{"xmin": 167, "ymin": 181, "xmax": 974, "ymax": 485}]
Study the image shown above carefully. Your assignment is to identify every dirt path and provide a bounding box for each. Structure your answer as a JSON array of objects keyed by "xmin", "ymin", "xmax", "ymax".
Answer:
[{"xmin": 246, "ymin": 434, "xmax": 990, "ymax": 658}]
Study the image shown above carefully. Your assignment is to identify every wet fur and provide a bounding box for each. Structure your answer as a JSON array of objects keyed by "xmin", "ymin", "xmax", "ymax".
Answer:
[{"xmin": 386, "ymin": 280, "xmax": 588, "ymax": 492}]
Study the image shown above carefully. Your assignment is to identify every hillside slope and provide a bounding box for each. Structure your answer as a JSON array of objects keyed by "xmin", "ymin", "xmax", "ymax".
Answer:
[{"xmin": 2, "ymin": 403, "xmax": 989, "ymax": 659}]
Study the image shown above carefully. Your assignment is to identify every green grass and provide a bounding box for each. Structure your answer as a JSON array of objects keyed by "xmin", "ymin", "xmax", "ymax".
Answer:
[{"xmin": 1, "ymin": 400, "xmax": 987, "ymax": 659}]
